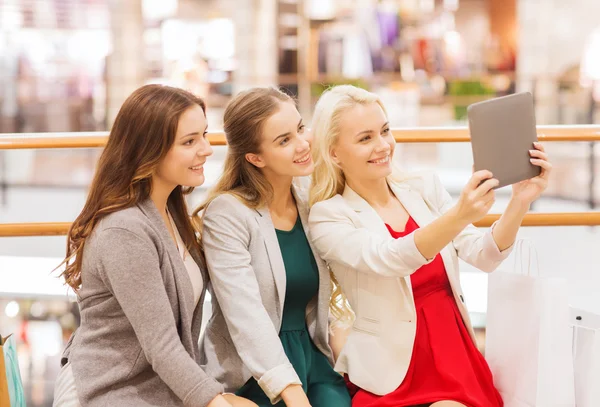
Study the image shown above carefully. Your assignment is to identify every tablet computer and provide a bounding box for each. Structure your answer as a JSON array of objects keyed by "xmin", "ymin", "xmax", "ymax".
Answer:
[{"xmin": 467, "ymin": 92, "xmax": 541, "ymax": 189}]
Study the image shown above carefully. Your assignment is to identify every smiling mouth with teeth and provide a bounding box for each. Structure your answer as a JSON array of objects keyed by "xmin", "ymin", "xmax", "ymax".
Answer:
[
  {"xmin": 294, "ymin": 153, "xmax": 311, "ymax": 164},
  {"xmin": 369, "ymin": 156, "xmax": 390, "ymax": 164},
  {"xmin": 190, "ymin": 165, "xmax": 203, "ymax": 170}
]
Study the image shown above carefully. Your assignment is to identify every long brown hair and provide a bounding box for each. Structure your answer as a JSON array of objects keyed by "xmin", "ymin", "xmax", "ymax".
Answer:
[
  {"xmin": 59, "ymin": 84, "xmax": 207, "ymax": 290},
  {"xmin": 192, "ymin": 87, "xmax": 293, "ymax": 223}
]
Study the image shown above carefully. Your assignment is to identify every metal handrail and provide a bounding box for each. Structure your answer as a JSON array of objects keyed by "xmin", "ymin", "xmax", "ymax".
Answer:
[
  {"xmin": 2, "ymin": 212, "xmax": 600, "ymax": 237},
  {"xmin": 2, "ymin": 125, "xmax": 600, "ymax": 149},
  {"xmin": 1, "ymin": 125, "xmax": 599, "ymax": 237}
]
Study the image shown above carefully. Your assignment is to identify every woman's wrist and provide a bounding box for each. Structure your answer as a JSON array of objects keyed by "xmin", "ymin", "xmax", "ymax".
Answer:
[{"xmin": 281, "ymin": 384, "xmax": 310, "ymax": 407}]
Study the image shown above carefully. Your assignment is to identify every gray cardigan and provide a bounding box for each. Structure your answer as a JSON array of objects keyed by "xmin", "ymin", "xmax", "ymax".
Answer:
[
  {"xmin": 63, "ymin": 199, "xmax": 224, "ymax": 407},
  {"xmin": 199, "ymin": 180, "xmax": 334, "ymax": 404}
]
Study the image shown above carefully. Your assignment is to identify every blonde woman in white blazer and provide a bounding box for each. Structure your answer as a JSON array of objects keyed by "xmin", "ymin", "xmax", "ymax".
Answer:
[{"xmin": 307, "ymin": 85, "xmax": 552, "ymax": 407}]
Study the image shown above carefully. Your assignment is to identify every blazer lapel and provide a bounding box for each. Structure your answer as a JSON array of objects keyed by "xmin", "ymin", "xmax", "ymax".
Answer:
[
  {"xmin": 342, "ymin": 185, "xmax": 390, "ymax": 237},
  {"xmin": 343, "ymin": 180, "xmax": 460, "ymax": 293},
  {"xmin": 388, "ymin": 180, "xmax": 461, "ymax": 290},
  {"xmin": 342, "ymin": 183, "xmax": 416, "ymax": 296},
  {"xmin": 342, "ymin": 180, "xmax": 437, "ymax": 237},
  {"xmin": 292, "ymin": 183, "xmax": 332, "ymax": 313},
  {"xmin": 388, "ymin": 181, "xmax": 436, "ymax": 229},
  {"xmin": 137, "ymin": 199, "xmax": 195, "ymax": 326},
  {"xmin": 255, "ymin": 206, "xmax": 287, "ymax": 318},
  {"xmin": 170, "ymin": 213, "xmax": 207, "ymax": 340}
]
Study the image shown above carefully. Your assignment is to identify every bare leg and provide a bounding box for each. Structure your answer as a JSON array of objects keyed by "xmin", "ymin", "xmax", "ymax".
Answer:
[
  {"xmin": 222, "ymin": 394, "xmax": 259, "ymax": 407},
  {"xmin": 430, "ymin": 402, "xmax": 468, "ymax": 407}
]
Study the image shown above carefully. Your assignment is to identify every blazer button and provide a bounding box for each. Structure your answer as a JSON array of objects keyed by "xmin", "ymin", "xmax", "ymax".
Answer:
[{"xmin": 459, "ymin": 295, "xmax": 465, "ymax": 303}]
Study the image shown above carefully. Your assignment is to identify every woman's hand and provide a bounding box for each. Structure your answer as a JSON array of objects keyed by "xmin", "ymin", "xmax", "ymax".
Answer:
[
  {"xmin": 510, "ymin": 142, "xmax": 552, "ymax": 206},
  {"xmin": 490, "ymin": 142, "xmax": 552, "ymax": 251},
  {"xmin": 207, "ymin": 394, "xmax": 233, "ymax": 407},
  {"xmin": 281, "ymin": 384, "xmax": 312, "ymax": 407},
  {"xmin": 222, "ymin": 394, "xmax": 259, "ymax": 406},
  {"xmin": 452, "ymin": 170, "xmax": 499, "ymax": 225},
  {"xmin": 414, "ymin": 170, "xmax": 498, "ymax": 260}
]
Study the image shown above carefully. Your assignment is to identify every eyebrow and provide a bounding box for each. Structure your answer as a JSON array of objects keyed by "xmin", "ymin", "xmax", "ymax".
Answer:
[
  {"xmin": 272, "ymin": 118, "xmax": 303, "ymax": 143},
  {"xmin": 181, "ymin": 125, "xmax": 208, "ymax": 139},
  {"xmin": 355, "ymin": 121, "xmax": 390, "ymax": 138}
]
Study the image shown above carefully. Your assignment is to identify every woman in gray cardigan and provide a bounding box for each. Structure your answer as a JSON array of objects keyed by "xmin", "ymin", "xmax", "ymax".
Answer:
[
  {"xmin": 194, "ymin": 87, "xmax": 351, "ymax": 407},
  {"xmin": 52, "ymin": 85, "xmax": 255, "ymax": 407}
]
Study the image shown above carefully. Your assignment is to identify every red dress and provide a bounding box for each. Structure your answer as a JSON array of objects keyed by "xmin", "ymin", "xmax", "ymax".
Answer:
[{"xmin": 348, "ymin": 216, "xmax": 503, "ymax": 407}]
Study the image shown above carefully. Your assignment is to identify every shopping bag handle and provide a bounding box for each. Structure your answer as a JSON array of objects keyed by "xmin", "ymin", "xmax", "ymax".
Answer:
[{"xmin": 513, "ymin": 238, "xmax": 540, "ymax": 277}]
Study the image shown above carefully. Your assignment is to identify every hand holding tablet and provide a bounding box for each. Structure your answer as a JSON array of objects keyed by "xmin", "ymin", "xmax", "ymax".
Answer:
[
  {"xmin": 467, "ymin": 92, "xmax": 541, "ymax": 189},
  {"xmin": 467, "ymin": 92, "xmax": 552, "ymax": 205}
]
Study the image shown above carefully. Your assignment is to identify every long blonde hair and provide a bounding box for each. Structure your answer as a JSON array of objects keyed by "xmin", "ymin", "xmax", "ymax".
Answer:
[
  {"xmin": 309, "ymin": 85, "xmax": 391, "ymax": 325},
  {"xmin": 192, "ymin": 87, "xmax": 293, "ymax": 226}
]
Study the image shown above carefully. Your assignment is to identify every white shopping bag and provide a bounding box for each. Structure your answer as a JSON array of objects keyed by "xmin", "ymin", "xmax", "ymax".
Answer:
[
  {"xmin": 485, "ymin": 240, "xmax": 576, "ymax": 407},
  {"xmin": 571, "ymin": 307, "xmax": 600, "ymax": 407}
]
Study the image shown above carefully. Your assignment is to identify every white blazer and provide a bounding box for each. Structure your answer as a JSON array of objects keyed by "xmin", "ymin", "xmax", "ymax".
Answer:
[
  {"xmin": 308, "ymin": 171, "xmax": 513, "ymax": 396},
  {"xmin": 200, "ymin": 179, "xmax": 333, "ymax": 404}
]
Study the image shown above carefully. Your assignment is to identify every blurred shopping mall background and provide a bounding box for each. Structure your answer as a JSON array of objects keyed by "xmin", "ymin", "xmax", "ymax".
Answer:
[{"xmin": 1, "ymin": 0, "xmax": 600, "ymax": 405}]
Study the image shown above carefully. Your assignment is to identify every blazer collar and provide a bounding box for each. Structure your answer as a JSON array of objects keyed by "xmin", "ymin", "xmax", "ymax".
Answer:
[
  {"xmin": 342, "ymin": 178, "xmax": 436, "ymax": 229},
  {"xmin": 137, "ymin": 198, "xmax": 198, "ymax": 322},
  {"xmin": 342, "ymin": 178, "xmax": 459, "ymax": 290},
  {"xmin": 254, "ymin": 181, "xmax": 319, "ymax": 317},
  {"xmin": 255, "ymin": 207, "xmax": 286, "ymax": 318},
  {"xmin": 292, "ymin": 181, "xmax": 332, "ymax": 303}
]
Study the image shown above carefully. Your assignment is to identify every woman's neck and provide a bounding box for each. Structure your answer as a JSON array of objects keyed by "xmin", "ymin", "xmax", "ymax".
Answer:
[
  {"xmin": 150, "ymin": 180, "xmax": 175, "ymax": 216},
  {"xmin": 265, "ymin": 172, "xmax": 295, "ymax": 215},
  {"xmin": 346, "ymin": 177, "xmax": 394, "ymax": 208}
]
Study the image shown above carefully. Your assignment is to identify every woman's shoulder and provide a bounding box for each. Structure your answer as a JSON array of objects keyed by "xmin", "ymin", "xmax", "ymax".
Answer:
[
  {"xmin": 390, "ymin": 170, "xmax": 442, "ymax": 197},
  {"xmin": 86, "ymin": 206, "xmax": 161, "ymax": 250},
  {"xmin": 203, "ymin": 193, "xmax": 257, "ymax": 220},
  {"xmin": 95, "ymin": 206, "xmax": 152, "ymax": 235},
  {"xmin": 309, "ymin": 194, "xmax": 349, "ymax": 220},
  {"xmin": 85, "ymin": 206, "xmax": 162, "ymax": 263}
]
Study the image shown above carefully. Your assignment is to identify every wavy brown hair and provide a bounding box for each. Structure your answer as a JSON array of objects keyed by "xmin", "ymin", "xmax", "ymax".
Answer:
[{"xmin": 59, "ymin": 84, "xmax": 206, "ymax": 290}]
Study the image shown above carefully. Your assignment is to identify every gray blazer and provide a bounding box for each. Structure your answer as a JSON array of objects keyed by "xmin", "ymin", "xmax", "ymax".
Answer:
[
  {"xmin": 63, "ymin": 199, "xmax": 224, "ymax": 407},
  {"xmin": 199, "ymin": 180, "xmax": 334, "ymax": 404}
]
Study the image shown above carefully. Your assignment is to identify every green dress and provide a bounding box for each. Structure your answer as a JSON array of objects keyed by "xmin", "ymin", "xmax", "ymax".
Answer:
[{"xmin": 236, "ymin": 215, "xmax": 351, "ymax": 406}]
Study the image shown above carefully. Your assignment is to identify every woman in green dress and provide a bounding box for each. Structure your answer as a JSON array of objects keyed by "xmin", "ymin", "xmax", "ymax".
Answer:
[{"xmin": 195, "ymin": 87, "xmax": 351, "ymax": 407}]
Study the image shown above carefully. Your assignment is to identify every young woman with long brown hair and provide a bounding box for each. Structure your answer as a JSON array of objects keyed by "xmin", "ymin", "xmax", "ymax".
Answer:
[{"xmin": 52, "ymin": 85, "xmax": 255, "ymax": 407}]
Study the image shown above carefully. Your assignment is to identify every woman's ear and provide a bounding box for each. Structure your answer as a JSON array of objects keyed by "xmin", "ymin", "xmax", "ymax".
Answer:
[
  {"xmin": 245, "ymin": 153, "xmax": 265, "ymax": 168},
  {"xmin": 330, "ymin": 148, "xmax": 341, "ymax": 165}
]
